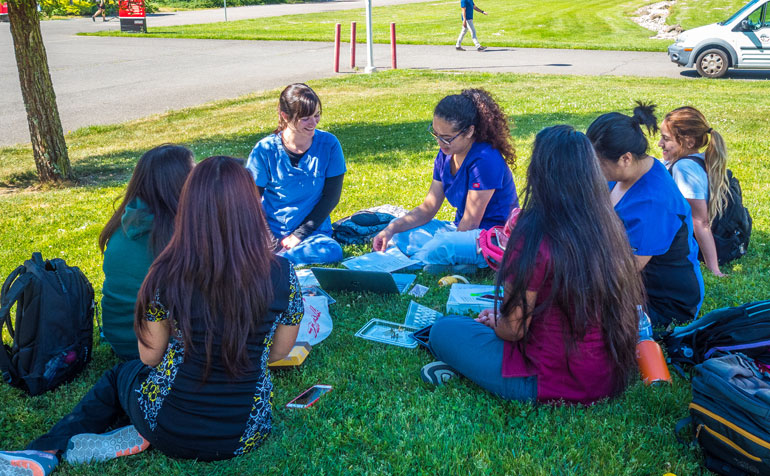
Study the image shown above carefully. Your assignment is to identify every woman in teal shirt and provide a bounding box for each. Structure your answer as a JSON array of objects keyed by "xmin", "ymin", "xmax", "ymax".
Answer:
[{"xmin": 99, "ymin": 144, "xmax": 194, "ymax": 360}]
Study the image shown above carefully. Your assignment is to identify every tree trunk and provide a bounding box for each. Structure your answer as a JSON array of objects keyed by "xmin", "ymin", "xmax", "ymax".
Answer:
[{"xmin": 8, "ymin": 0, "xmax": 72, "ymax": 183}]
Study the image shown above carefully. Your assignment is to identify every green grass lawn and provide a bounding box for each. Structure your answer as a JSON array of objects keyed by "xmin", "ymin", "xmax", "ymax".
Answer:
[
  {"xmin": 85, "ymin": 0, "xmax": 748, "ymax": 52},
  {"xmin": 2, "ymin": 70, "xmax": 769, "ymax": 475}
]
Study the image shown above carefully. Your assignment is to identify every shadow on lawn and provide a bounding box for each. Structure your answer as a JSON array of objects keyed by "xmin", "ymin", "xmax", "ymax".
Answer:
[{"xmin": 1, "ymin": 110, "xmax": 609, "ymax": 191}]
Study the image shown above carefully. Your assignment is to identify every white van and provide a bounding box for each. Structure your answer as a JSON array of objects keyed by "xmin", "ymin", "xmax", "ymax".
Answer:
[{"xmin": 668, "ymin": 0, "xmax": 770, "ymax": 78}]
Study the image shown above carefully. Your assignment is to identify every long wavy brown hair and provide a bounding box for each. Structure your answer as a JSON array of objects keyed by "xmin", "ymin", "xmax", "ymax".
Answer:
[
  {"xmin": 135, "ymin": 156, "xmax": 275, "ymax": 380},
  {"xmin": 497, "ymin": 125, "xmax": 644, "ymax": 395},
  {"xmin": 434, "ymin": 88, "xmax": 516, "ymax": 167}
]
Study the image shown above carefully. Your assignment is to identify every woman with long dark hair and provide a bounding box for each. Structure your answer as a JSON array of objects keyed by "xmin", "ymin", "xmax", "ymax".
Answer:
[
  {"xmin": 373, "ymin": 88, "xmax": 517, "ymax": 274},
  {"xmin": 246, "ymin": 83, "xmax": 345, "ymax": 266},
  {"xmin": 587, "ymin": 103, "xmax": 704, "ymax": 328},
  {"xmin": 99, "ymin": 144, "xmax": 194, "ymax": 360},
  {"xmin": 0, "ymin": 157, "xmax": 302, "ymax": 473},
  {"xmin": 660, "ymin": 106, "xmax": 730, "ymax": 276},
  {"xmin": 423, "ymin": 126, "xmax": 643, "ymax": 405}
]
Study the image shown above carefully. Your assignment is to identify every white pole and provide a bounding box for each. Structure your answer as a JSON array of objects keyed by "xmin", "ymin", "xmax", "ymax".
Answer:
[
  {"xmin": 364, "ymin": 0, "xmax": 376, "ymax": 73},
  {"xmin": 223, "ymin": 0, "xmax": 228, "ymax": 21}
]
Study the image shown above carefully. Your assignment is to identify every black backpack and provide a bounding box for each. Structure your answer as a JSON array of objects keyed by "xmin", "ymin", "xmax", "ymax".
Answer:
[
  {"xmin": 676, "ymin": 353, "xmax": 770, "ymax": 475},
  {"xmin": 0, "ymin": 253, "xmax": 95, "ymax": 396},
  {"xmin": 664, "ymin": 300, "xmax": 770, "ymax": 371},
  {"xmin": 673, "ymin": 156, "xmax": 752, "ymax": 265}
]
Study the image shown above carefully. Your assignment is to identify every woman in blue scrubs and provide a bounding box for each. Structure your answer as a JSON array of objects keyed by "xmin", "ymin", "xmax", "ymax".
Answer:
[
  {"xmin": 246, "ymin": 83, "xmax": 346, "ymax": 266},
  {"xmin": 372, "ymin": 88, "xmax": 517, "ymax": 273},
  {"xmin": 587, "ymin": 103, "xmax": 704, "ymax": 328}
]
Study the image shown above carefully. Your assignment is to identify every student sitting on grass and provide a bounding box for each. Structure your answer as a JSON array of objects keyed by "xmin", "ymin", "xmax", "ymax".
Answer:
[
  {"xmin": 0, "ymin": 157, "xmax": 302, "ymax": 475},
  {"xmin": 659, "ymin": 106, "xmax": 730, "ymax": 277},
  {"xmin": 247, "ymin": 83, "xmax": 346, "ymax": 266},
  {"xmin": 372, "ymin": 88, "xmax": 518, "ymax": 275},
  {"xmin": 99, "ymin": 144, "xmax": 194, "ymax": 361},
  {"xmin": 422, "ymin": 125, "xmax": 644, "ymax": 405},
  {"xmin": 587, "ymin": 103, "xmax": 704, "ymax": 328}
]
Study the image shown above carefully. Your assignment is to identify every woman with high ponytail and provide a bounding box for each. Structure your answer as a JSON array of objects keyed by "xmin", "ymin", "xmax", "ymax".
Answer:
[
  {"xmin": 587, "ymin": 102, "xmax": 704, "ymax": 328},
  {"xmin": 373, "ymin": 88, "xmax": 518, "ymax": 273},
  {"xmin": 659, "ymin": 106, "xmax": 729, "ymax": 277}
]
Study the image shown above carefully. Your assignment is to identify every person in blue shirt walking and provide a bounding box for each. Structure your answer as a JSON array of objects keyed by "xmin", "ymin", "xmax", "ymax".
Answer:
[
  {"xmin": 373, "ymin": 88, "xmax": 517, "ymax": 274},
  {"xmin": 456, "ymin": 0, "xmax": 488, "ymax": 51},
  {"xmin": 587, "ymin": 102, "xmax": 704, "ymax": 328},
  {"xmin": 246, "ymin": 84, "xmax": 346, "ymax": 266}
]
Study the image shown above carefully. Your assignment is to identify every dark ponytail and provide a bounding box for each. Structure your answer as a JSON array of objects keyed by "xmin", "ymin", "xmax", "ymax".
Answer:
[
  {"xmin": 434, "ymin": 88, "xmax": 516, "ymax": 167},
  {"xmin": 586, "ymin": 101, "xmax": 658, "ymax": 162}
]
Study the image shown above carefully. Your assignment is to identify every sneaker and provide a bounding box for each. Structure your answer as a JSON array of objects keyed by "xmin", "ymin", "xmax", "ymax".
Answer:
[
  {"xmin": 420, "ymin": 361, "xmax": 456, "ymax": 385},
  {"xmin": 64, "ymin": 425, "xmax": 150, "ymax": 465},
  {"xmin": 477, "ymin": 45, "xmax": 487, "ymax": 51},
  {"xmin": 455, "ymin": 46, "xmax": 465, "ymax": 51},
  {"xmin": 91, "ymin": 16, "xmax": 95, "ymax": 22},
  {"xmin": 0, "ymin": 450, "xmax": 58, "ymax": 476}
]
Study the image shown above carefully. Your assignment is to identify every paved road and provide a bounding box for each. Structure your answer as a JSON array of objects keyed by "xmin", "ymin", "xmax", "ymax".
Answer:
[{"xmin": 1, "ymin": 2, "xmax": 767, "ymax": 147}]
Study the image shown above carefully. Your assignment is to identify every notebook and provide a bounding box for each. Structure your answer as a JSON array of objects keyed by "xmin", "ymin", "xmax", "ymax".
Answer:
[{"xmin": 310, "ymin": 268, "xmax": 416, "ymax": 295}]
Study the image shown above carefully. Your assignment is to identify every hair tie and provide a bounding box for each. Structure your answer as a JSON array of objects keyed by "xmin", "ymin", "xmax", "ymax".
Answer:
[{"xmin": 707, "ymin": 127, "xmax": 713, "ymax": 134}]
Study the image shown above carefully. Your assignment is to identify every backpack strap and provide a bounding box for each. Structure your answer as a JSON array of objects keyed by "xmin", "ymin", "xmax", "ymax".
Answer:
[
  {"xmin": 0, "ymin": 265, "xmax": 30, "ymax": 340},
  {"xmin": 0, "ymin": 265, "xmax": 31, "ymax": 386},
  {"xmin": 675, "ymin": 155, "xmax": 707, "ymax": 174}
]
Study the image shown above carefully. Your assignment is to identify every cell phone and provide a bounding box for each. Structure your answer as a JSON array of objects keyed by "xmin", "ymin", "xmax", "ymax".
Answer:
[
  {"xmin": 478, "ymin": 294, "xmax": 502, "ymax": 301},
  {"xmin": 286, "ymin": 384, "xmax": 332, "ymax": 409}
]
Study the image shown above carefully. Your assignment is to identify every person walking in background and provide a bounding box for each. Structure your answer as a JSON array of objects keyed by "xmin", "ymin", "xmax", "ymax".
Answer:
[
  {"xmin": 456, "ymin": 0, "xmax": 488, "ymax": 51},
  {"xmin": 92, "ymin": 0, "xmax": 106, "ymax": 22}
]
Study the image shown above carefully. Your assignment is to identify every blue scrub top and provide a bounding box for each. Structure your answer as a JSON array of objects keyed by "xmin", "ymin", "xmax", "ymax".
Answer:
[
  {"xmin": 246, "ymin": 129, "xmax": 346, "ymax": 238},
  {"xmin": 612, "ymin": 159, "xmax": 704, "ymax": 323},
  {"xmin": 433, "ymin": 141, "xmax": 518, "ymax": 230}
]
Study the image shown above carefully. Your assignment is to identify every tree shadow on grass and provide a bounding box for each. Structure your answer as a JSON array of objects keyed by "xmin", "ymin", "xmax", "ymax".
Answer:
[{"xmin": 0, "ymin": 111, "xmax": 608, "ymax": 191}]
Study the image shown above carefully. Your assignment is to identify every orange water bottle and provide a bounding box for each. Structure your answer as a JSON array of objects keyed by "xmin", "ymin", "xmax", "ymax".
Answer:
[{"xmin": 636, "ymin": 305, "xmax": 672, "ymax": 385}]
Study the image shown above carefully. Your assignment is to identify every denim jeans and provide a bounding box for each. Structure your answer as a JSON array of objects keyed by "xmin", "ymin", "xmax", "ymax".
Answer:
[
  {"xmin": 457, "ymin": 19, "xmax": 481, "ymax": 47},
  {"xmin": 279, "ymin": 231, "xmax": 343, "ymax": 266},
  {"xmin": 391, "ymin": 220, "xmax": 487, "ymax": 267},
  {"xmin": 429, "ymin": 315, "xmax": 537, "ymax": 402}
]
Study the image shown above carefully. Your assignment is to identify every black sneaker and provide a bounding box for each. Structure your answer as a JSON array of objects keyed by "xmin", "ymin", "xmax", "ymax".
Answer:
[
  {"xmin": 477, "ymin": 45, "xmax": 487, "ymax": 51},
  {"xmin": 420, "ymin": 361, "xmax": 457, "ymax": 385},
  {"xmin": 91, "ymin": 16, "xmax": 95, "ymax": 22},
  {"xmin": 455, "ymin": 46, "xmax": 465, "ymax": 51}
]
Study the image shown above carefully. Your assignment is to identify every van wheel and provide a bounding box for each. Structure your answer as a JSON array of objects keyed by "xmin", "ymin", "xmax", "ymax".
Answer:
[{"xmin": 695, "ymin": 49, "xmax": 728, "ymax": 78}]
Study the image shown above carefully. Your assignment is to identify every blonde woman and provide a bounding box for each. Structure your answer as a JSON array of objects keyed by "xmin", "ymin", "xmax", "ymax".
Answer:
[{"xmin": 659, "ymin": 106, "xmax": 730, "ymax": 277}]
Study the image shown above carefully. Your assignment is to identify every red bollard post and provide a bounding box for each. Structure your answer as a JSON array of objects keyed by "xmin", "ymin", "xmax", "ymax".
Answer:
[
  {"xmin": 334, "ymin": 23, "xmax": 341, "ymax": 73},
  {"xmin": 390, "ymin": 22, "xmax": 397, "ymax": 69},
  {"xmin": 350, "ymin": 21, "xmax": 357, "ymax": 69}
]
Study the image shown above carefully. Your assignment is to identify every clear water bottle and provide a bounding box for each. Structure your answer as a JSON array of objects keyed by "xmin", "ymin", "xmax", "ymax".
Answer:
[{"xmin": 637, "ymin": 304, "xmax": 653, "ymax": 342}]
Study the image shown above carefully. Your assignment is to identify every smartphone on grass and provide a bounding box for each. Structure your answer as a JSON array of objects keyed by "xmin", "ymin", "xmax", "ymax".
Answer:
[{"xmin": 286, "ymin": 384, "xmax": 333, "ymax": 409}]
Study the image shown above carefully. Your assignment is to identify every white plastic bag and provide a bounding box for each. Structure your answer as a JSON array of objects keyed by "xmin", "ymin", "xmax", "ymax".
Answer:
[{"xmin": 298, "ymin": 295, "xmax": 333, "ymax": 346}]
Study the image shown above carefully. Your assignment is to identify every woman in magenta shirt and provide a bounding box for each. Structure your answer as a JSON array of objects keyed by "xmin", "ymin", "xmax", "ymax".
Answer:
[{"xmin": 424, "ymin": 125, "xmax": 644, "ymax": 404}]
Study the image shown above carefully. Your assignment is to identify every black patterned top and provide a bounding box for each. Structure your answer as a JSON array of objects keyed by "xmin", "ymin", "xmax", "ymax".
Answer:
[{"xmin": 135, "ymin": 257, "xmax": 303, "ymax": 461}]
